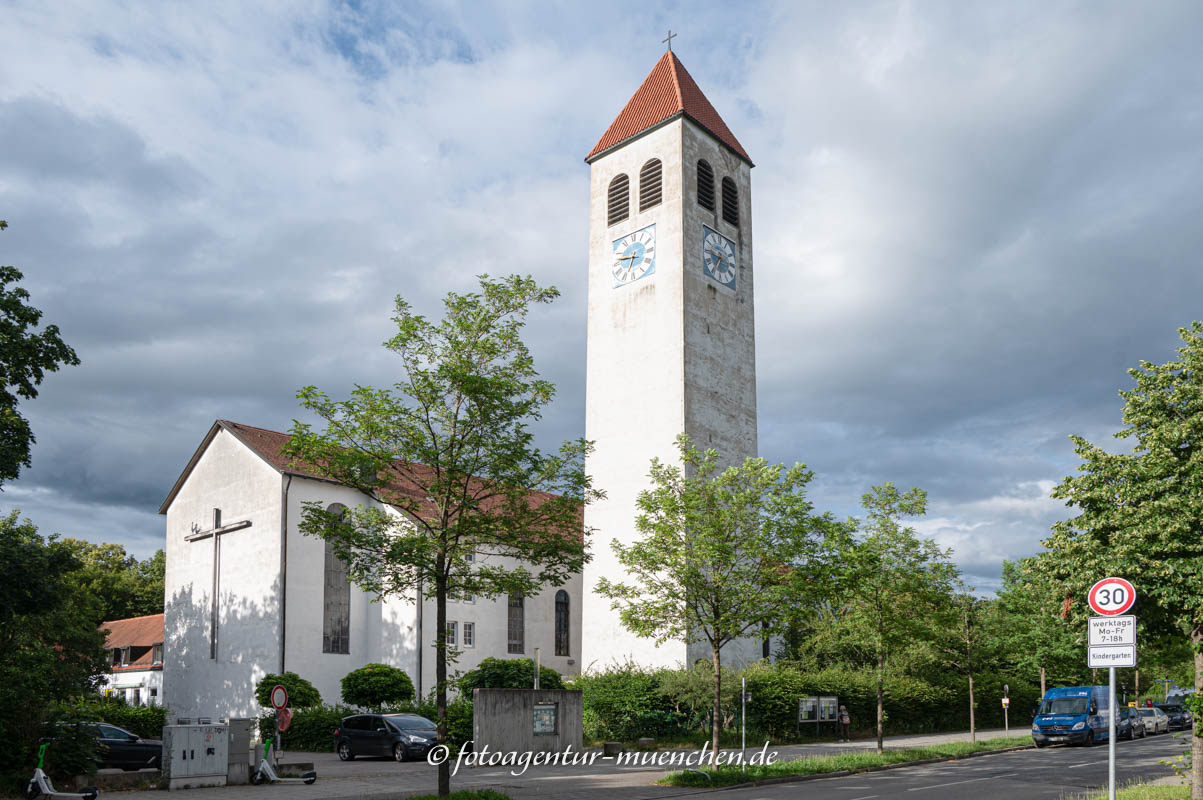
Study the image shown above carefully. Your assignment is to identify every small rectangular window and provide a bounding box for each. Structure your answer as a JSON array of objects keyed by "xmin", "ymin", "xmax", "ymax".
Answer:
[
  {"xmin": 121, "ymin": 647, "xmax": 130, "ymax": 666},
  {"xmin": 507, "ymin": 593, "xmax": 525, "ymax": 654},
  {"xmin": 463, "ymin": 622, "xmax": 475, "ymax": 648},
  {"xmin": 446, "ymin": 621, "xmax": 457, "ymax": 647},
  {"xmin": 152, "ymin": 645, "xmax": 163, "ymax": 665}
]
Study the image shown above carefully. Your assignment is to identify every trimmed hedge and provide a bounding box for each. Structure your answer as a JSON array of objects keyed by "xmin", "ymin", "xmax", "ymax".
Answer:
[
  {"xmin": 342, "ymin": 663, "xmax": 415, "ymax": 709},
  {"xmin": 84, "ymin": 697, "xmax": 169, "ymax": 739},
  {"xmin": 458, "ymin": 658, "xmax": 564, "ymax": 694},
  {"xmin": 256, "ymin": 696, "xmax": 474, "ymax": 753}
]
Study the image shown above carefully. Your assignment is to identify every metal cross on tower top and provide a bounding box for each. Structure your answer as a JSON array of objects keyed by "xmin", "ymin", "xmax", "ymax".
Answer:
[{"xmin": 663, "ymin": 29, "xmax": 677, "ymax": 52}]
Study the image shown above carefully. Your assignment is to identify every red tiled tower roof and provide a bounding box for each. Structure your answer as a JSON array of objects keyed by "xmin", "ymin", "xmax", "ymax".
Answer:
[{"xmin": 586, "ymin": 51, "xmax": 752, "ymax": 165}]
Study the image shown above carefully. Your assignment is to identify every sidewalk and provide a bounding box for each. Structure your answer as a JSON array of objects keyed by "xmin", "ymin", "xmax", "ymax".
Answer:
[{"xmin": 112, "ymin": 727, "xmax": 1024, "ymax": 800}]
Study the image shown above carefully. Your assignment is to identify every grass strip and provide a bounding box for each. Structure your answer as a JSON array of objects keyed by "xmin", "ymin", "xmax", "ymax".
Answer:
[
  {"xmin": 658, "ymin": 736, "xmax": 1034, "ymax": 788},
  {"xmin": 1073, "ymin": 785, "xmax": 1186, "ymax": 800}
]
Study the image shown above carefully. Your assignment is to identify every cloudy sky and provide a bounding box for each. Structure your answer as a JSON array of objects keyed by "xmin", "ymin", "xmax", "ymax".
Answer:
[{"xmin": 2, "ymin": 1, "xmax": 1201, "ymax": 591}]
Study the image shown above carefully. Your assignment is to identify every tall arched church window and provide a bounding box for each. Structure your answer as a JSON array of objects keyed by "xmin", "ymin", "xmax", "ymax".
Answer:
[
  {"xmin": 607, "ymin": 174, "xmax": 630, "ymax": 227},
  {"xmin": 697, "ymin": 160, "xmax": 715, "ymax": 211},
  {"xmin": 554, "ymin": 590, "xmax": 570, "ymax": 656},
  {"xmin": 323, "ymin": 503, "xmax": 351, "ymax": 654},
  {"xmin": 722, "ymin": 177, "xmax": 739, "ymax": 227},
  {"xmin": 507, "ymin": 593, "xmax": 525, "ymax": 653},
  {"xmin": 639, "ymin": 159, "xmax": 662, "ymax": 212}
]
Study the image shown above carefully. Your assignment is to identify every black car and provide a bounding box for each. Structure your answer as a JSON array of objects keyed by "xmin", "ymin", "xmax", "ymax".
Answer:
[
  {"xmin": 1158, "ymin": 704, "xmax": 1194, "ymax": 731},
  {"xmin": 334, "ymin": 713, "xmax": 437, "ymax": 762},
  {"xmin": 1118, "ymin": 707, "xmax": 1146, "ymax": 740},
  {"xmin": 89, "ymin": 723, "xmax": 162, "ymax": 770}
]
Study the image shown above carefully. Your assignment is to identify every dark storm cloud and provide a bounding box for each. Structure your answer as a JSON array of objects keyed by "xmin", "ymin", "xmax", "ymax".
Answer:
[{"xmin": 1, "ymin": 0, "xmax": 1201, "ymax": 592}]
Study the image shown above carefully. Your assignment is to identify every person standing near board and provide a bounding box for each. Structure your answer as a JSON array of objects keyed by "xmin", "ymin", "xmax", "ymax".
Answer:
[{"xmin": 838, "ymin": 706, "xmax": 851, "ymax": 741}]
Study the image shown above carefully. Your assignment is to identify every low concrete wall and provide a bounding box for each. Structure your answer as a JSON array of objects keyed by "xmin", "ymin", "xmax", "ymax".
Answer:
[
  {"xmin": 72, "ymin": 769, "xmax": 160, "ymax": 792},
  {"xmin": 473, "ymin": 689, "xmax": 583, "ymax": 755}
]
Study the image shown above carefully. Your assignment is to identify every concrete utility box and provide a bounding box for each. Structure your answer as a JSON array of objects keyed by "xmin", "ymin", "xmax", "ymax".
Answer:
[
  {"xmin": 161, "ymin": 723, "xmax": 229, "ymax": 789},
  {"xmin": 225, "ymin": 718, "xmax": 254, "ymax": 785},
  {"xmin": 473, "ymin": 689, "xmax": 583, "ymax": 755}
]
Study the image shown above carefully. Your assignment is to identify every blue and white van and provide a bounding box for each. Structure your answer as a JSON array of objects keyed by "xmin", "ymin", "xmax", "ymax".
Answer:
[{"xmin": 1031, "ymin": 686, "xmax": 1110, "ymax": 747}]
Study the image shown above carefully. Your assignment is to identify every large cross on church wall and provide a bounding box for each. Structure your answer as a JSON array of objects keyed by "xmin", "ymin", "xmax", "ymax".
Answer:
[{"xmin": 185, "ymin": 507, "xmax": 252, "ymax": 659}]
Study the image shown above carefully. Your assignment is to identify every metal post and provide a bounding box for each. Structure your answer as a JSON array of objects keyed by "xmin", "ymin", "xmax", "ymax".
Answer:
[
  {"xmin": 1108, "ymin": 666, "xmax": 1116, "ymax": 800},
  {"xmin": 1004, "ymin": 705, "xmax": 1009, "ymax": 735},
  {"xmin": 741, "ymin": 677, "xmax": 747, "ymax": 771},
  {"xmin": 534, "ymin": 647, "xmax": 541, "ymax": 690},
  {"xmin": 274, "ymin": 711, "xmax": 280, "ymax": 768}
]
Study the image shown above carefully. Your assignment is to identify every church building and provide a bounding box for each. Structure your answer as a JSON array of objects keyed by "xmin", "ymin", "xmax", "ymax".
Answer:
[
  {"xmin": 159, "ymin": 420, "xmax": 581, "ymax": 720},
  {"xmin": 159, "ymin": 47, "xmax": 760, "ymax": 718}
]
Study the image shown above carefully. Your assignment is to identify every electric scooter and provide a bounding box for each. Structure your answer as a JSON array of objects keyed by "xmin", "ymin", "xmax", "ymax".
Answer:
[
  {"xmin": 23, "ymin": 741, "xmax": 99, "ymax": 800},
  {"xmin": 249, "ymin": 737, "xmax": 317, "ymax": 785}
]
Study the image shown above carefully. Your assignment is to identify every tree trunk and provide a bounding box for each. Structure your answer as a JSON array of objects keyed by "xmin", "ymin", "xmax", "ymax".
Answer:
[
  {"xmin": 436, "ymin": 575, "xmax": 449, "ymax": 796},
  {"xmin": 1136, "ymin": 668, "xmax": 1140, "ymax": 699},
  {"xmin": 1191, "ymin": 628, "xmax": 1203, "ymax": 800},
  {"xmin": 1040, "ymin": 664, "xmax": 1046, "ymax": 697},
  {"xmin": 876, "ymin": 644, "xmax": 884, "ymax": 755},
  {"xmin": 967, "ymin": 671, "xmax": 976, "ymax": 744},
  {"xmin": 712, "ymin": 643, "xmax": 722, "ymax": 768}
]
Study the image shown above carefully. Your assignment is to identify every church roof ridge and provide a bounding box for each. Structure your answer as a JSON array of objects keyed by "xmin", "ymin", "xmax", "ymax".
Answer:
[{"xmin": 585, "ymin": 50, "xmax": 752, "ymax": 165}]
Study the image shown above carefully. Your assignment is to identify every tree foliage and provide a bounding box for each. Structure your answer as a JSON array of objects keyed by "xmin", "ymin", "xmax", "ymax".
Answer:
[
  {"xmin": 254, "ymin": 671, "xmax": 322, "ymax": 709},
  {"xmin": 0, "ymin": 247, "xmax": 81, "ymax": 485},
  {"xmin": 1042, "ymin": 322, "xmax": 1203, "ymax": 797},
  {"xmin": 456, "ymin": 657, "xmax": 564, "ymax": 694},
  {"xmin": 341, "ymin": 663, "xmax": 415, "ymax": 709},
  {"xmin": 830, "ymin": 483, "xmax": 958, "ymax": 753},
  {"xmin": 597, "ymin": 434, "xmax": 842, "ymax": 763},
  {"xmin": 282, "ymin": 274, "xmax": 597, "ymax": 796},
  {"xmin": 0, "ymin": 512, "xmax": 108, "ymax": 785},
  {"xmin": 61, "ymin": 540, "xmax": 165, "ymax": 623}
]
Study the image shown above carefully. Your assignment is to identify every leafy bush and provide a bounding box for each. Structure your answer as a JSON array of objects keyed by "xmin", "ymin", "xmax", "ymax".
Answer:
[
  {"xmin": 257, "ymin": 704, "xmax": 353, "ymax": 752},
  {"xmin": 82, "ymin": 696, "xmax": 168, "ymax": 739},
  {"xmin": 458, "ymin": 657, "xmax": 564, "ymax": 695},
  {"xmin": 412, "ymin": 695, "xmax": 475, "ymax": 752},
  {"xmin": 341, "ymin": 663, "xmax": 415, "ymax": 709},
  {"xmin": 254, "ymin": 671, "xmax": 321, "ymax": 709},
  {"xmin": 576, "ymin": 663, "xmax": 681, "ymax": 742}
]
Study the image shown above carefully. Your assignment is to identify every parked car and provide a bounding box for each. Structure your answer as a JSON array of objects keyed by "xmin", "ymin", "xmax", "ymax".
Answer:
[
  {"xmin": 1157, "ymin": 704, "xmax": 1193, "ymax": 731},
  {"xmin": 1118, "ymin": 707, "xmax": 1146, "ymax": 740},
  {"xmin": 1137, "ymin": 707, "xmax": 1170, "ymax": 735},
  {"xmin": 334, "ymin": 713, "xmax": 438, "ymax": 762}
]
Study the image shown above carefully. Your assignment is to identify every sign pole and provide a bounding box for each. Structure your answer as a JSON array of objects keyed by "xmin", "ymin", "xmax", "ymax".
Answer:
[{"xmin": 1108, "ymin": 666, "xmax": 1116, "ymax": 800}]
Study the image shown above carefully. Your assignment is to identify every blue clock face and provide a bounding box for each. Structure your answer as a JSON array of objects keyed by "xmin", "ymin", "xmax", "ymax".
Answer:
[
  {"xmin": 612, "ymin": 224, "xmax": 656, "ymax": 288},
  {"xmin": 702, "ymin": 225, "xmax": 737, "ymax": 289}
]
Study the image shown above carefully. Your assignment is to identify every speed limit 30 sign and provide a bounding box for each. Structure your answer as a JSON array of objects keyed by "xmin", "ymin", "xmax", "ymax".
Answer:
[{"xmin": 1088, "ymin": 577, "xmax": 1136, "ymax": 616}]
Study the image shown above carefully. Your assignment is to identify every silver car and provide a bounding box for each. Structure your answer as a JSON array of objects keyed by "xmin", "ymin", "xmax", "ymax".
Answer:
[{"xmin": 1138, "ymin": 707, "xmax": 1170, "ymax": 735}]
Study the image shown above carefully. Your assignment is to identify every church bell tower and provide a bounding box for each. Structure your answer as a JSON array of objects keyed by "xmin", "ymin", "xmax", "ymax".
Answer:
[{"xmin": 580, "ymin": 49, "xmax": 759, "ymax": 669}]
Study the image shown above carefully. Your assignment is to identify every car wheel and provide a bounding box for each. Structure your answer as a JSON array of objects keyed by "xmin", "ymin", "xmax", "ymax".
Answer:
[
  {"xmin": 1085, "ymin": 731, "xmax": 1095, "ymax": 747},
  {"xmin": 337, "ymin": 741, "xmax": 355, "ymax": 761},
  {"xmin": 1034, "ymin": 740, "xmax": 1048, "ymax": 748},
  {"xmin": 394, "ymin": 743, "xmax": 407, "ymax": 762}
]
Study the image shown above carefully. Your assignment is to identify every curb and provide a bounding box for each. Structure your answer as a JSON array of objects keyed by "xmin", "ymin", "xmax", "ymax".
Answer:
[{"xmin": 662, "ymin": 742, "xmax": 1036, "ymax": 792}]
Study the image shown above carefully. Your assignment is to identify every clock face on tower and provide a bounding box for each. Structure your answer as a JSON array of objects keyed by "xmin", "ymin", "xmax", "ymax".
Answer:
[
  {"xmin": 612, "ymin": 224, "xmax": 656, "ymax": 288},
  {"xmin": 702, "ymin": 225, "xmax": 737, "ymax": 290}
]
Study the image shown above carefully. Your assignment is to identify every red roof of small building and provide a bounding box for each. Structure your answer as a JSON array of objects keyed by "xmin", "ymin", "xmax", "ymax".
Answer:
[
  {"xmin": 100, "ymin": 614, "xmax": 164, "ymax": 671},
  {"xmin": 586, "ymin": 51, "xmax": 752, "ymax": 165}
]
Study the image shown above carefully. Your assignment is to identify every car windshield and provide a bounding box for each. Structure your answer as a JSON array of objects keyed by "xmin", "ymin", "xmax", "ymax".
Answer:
[
  {"xmin": 1040, "ymin": 697, "xmax": 1089, "ymax": 715},
  {"xmin": 1161, "ymin": 706, "xmax": 1183, "ymax": 713},
  {"xmin": 384, "ymin": 715, "xmax": 436, "ymax": 731}
]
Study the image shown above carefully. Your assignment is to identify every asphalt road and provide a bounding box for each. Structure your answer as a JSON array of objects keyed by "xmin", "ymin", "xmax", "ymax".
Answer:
[{"xmin": 717, "ymin": 733, "xmax": 1188, "ymax": 800}]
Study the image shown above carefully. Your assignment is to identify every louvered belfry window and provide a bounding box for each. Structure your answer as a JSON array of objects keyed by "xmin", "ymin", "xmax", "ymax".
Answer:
[
  {"xmin": 607, "ymin": 174, "xmax": 630, "ymax": 227},
  {"xmin": 697, "ymin": 160, "xmax": 715, "ymax": 211},
  {"xmin": 722, "ymin": 177, "xmax": 739, "ymax": 227},
  {"xmin": 554, "ymin": 590, "xmax": 570, "ymax": 656},
  {"xmin": 639, "ymin": 159, "xmax": 663, "ymax": 212}
]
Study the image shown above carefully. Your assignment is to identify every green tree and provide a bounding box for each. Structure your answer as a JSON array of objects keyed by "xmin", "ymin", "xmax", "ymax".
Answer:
[
  {"xmin": 1043, "ymin": 322, "xmax": 1203, "ymax": 797},
  {"xmin": 835, "ymin": 483, "xmax": 958, "ymax": 754},
  {"xmin": 993, "ymin": 557, "xmax": 1085, "ymax": 695},
  {"xmin": 282, "ymin": 274, "xmax": 597, "ymax": 797},
  {"xmin": 253, "ymin": 672, "xmax": 321, "ymax": 709},
  {"xmin": 61, "ymin": 540, "xmax": 166, "ymax": 623},
  {"xmin": 0, "ymin": 223, "xmax": 81, "ymax": 485},
  {"xmin": 0, "ymin": 512, "xmax": 108, "ymax": 784},
  {"xmin": 935, "ymin": 586, "xmax": 997, "ymax": 743},
  {"xmin": 596, "ymin": 435, "xmax": 841, "ymax": 764},
  {"xmin": 457, "ymin": 657, "xmax": 564, "ymax": 694},
  {"xmin": 341, "ymin": 663, "xmax": 415, "ymax": 709}
]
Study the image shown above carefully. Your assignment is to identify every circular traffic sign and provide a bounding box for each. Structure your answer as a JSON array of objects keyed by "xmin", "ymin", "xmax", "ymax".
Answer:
[
  {"xmin": 1088, "ymin": 577, "xmax": 1136, "ymax": 616},
  {"xmin": 270, "ymin": 684, "xmax": 289, "ymax": 710}
]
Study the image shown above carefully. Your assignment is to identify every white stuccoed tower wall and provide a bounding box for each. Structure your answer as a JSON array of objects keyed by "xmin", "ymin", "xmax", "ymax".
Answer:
[{"xmin": 581, "ymin": 53, "xmax": 760, "ymax": 671}]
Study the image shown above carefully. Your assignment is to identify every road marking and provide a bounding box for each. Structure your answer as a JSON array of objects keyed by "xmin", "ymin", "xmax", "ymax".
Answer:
[
  {"xmin": 1068, "ymin": 759, "xmax": 1109, "ymax": 768},
  {"xmin": 906, "ymin": 772, "xmax": 1018, "ymax": 791},
  {"xmin": 849, "ymin": 795, "xmax": 879, "ymax": 800}
]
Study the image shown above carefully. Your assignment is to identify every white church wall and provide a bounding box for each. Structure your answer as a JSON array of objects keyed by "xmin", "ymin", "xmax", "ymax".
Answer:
[
  {"xmin": 163, "ymin": 428, "xmax": 283, "ymax": 720},
  {"xmin": 283, "ymin": 478, "xmax": 418, "ymax": 707},
  {"xmin": 582, "ymin": 118, "xmax": 695, "ymax": 670}
]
